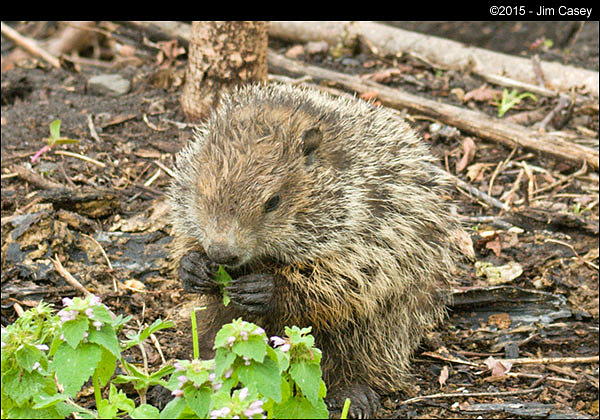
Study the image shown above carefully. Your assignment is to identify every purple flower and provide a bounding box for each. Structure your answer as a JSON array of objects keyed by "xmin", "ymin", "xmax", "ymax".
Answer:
[
  {"xmin": 209, "ymin": 406, "xmax": 230, "ymax": 418},
  {"xmin": 171, "ymin": 389, "xmax": 184, "ymax": 398},
  {"xmin": 240, "ymin": 331, "xmax": 248, "ymax": 341},
  {"xmin": 58, "ymin": 309, "xmax": 78, "ymax": 323},
  {"xmin": 35, "ymin": 344, "xmax": 49, "ymax": 351},
  {"xmin": 243, "ymin": 400, "xmax": 264, "ymax": 417},
  {"xmin": 280, "ymin": 343, "xmax": 291, "ymax": 352},
  {"xmin": 270, "ymin": 336, "xmax": 285, "ymax": 347},
  {"xmin": 227, "ymin": 336, "xmax": 236, "ymax": 346},
  {"xmin": 61, "ymin": 297, "xmax": 73, "ymax": 307},
  {"xmin": 85, "ymin": 308, "xmax": 94, "ymax": 318},
  {"xmin": 177, "ymin": 375, "xmax": 188, "ymax": 386},
  {"xmin": 252, "ymin": 327, "xmax": 265, "ymax": 336},
  {"xmin": 92, "ymin": 321, "xmax": 103, "ymax": 330},
  {"xmin": 224, "ymin": 368, "xmax": 233, "ymax": 379},
  {"xmin": 89, "ymin": 295, "xmax": 102, "ymax": 306},
  {"xmin": 238, "ymin": 387, "xmax": 249, "ymax": 401},
  {"xmin": 174, "ymin": 361, "xmax": 185, "ymax": 371}
]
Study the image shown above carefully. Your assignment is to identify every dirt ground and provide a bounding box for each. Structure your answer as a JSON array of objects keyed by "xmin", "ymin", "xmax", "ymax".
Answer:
[{"xmin": 1, "ymin": 22, "xmax": 598, "ymax": 419}]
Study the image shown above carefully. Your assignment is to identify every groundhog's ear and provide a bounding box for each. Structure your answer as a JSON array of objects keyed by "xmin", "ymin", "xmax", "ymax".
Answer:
[{"xmin": 301, "ymin": 128, "xmax": 321, "ymax": 164}]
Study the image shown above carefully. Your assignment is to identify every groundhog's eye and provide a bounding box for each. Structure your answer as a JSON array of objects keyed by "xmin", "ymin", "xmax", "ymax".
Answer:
[{"xmin": 264, "ymin": 194, "xmax": 281, "ymax": 213}]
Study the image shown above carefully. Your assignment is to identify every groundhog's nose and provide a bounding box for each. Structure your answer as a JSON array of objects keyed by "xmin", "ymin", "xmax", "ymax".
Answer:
[{"xmin": 206, "ymin": 243, "xmax": 240, "ymax": 266}]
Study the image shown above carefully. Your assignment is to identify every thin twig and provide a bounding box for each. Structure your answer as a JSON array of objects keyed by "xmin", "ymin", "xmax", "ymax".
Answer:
[
  {"xmin": 82, "ymin": 233, "xmax": 114, "ymax": 271},
  {"xmin": 149, "ymin": 333, "xmax": 167, "ymax": 365},
  {"xmin": 399, "ymin": 386, "xmax": 544, "ymax": 405},
  {"xmin": 13, "ymin": 164, "xmax": 66, "ymax": 190},
  {"xmin": 51, "ymin": 255, "xmax": 93, "ymax": 297},
  {"xmin": 488, "ymin": 146, "xmax": 518, "ymax": 197},
  {"xmin": 506, "ymin": 371, "xmax": 576, "ymax": 384},
  {"xmin": 55, "ymin": 150, "xmax": 107, "ymax": 168},
  {"xmin": 533, "ymin": 161, "xmax": 587, "ymax": 196},
  {"xmin": 143, "ymin": 168, "xmax": 162, "ymax": 187},
  {"xmin": 154, "ymin": 160, "xmax": 176, "ymax": 178},
  {"xmin": 87, "ymin": 114, "xmax": 101, "ymax": 142},
  {"xmin": 503, "ymin": 355, "xmax": 599, "ymax": 365},
  {"xmin": 1, "ymin": 22, "xmax": 61, "ymax": 68}
]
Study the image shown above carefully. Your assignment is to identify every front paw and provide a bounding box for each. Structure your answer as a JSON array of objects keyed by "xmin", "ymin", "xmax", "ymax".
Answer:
[
  {"xmin": 179, "ymin": 251, "xmax": 220, "ymax": 294},
  {"xmin": 225, "ymin": 273, "xmax": 275, "ymax": 315},
  {"xmin": 326, "ymin": 383, "xmax": 380, "ymax": 419}
]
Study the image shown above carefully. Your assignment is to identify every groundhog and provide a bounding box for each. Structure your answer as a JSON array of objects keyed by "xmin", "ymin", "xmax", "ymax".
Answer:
[{"xmin": 168, "ymin": 83, "xmax": 466, "ymax": 418}]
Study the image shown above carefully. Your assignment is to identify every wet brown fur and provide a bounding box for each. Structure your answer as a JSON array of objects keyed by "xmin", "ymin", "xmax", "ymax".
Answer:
[{"xmin": 168, "ymin": 83, "xmax": 465, "ymax": 394}]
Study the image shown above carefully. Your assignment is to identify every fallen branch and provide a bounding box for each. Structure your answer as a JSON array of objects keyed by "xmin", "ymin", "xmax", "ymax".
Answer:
[
  {"xmin": 268, "ymin": 21, "xmax": 599, "ymax": 97},
  {"xmin": 267, "ymin": 50, "xmax": 599, "ymax": 170},
  {"xmin": 13, "ymin": 165, "xmax": 66, "ymax": 190},
  {"xmin": 503, "ymin": 355, "xmax": 599, "ymax": 365},
  {"xmin": 399, "ymin": 386, "xmax": 543, "ymax": 405},
  {"xmin": 51, "ymin": 256, "xmax": 93, "ymax": 298},
  {"xmin": 1, "ymin": 22, "xmax": 61, "ymax": 68}
]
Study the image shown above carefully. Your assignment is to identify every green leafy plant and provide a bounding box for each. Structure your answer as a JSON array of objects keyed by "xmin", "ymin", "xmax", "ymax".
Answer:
[
  {"xmin": 31, "ymin": 119, "xmax": 80, "ymax": 163},
  {"xmin": 1, "ymin": 295, "xmax": 331, "ymax": 419},
  {"xmin": 163, "ymin": 319, "xmax": 328, "ymax": 419},
  {"xmin": 214, "ymin": 266, "xmax": 233, "ymax": 306},
  {"xmin": 1, "ymin": 296, "xmax": 173, "ymax": 419},
  {"xmin": 494, "ymin": 88, "xmax": 537, "ymax": 117}
]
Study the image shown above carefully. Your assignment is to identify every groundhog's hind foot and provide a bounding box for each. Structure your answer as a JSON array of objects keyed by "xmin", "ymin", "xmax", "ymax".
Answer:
[{"xmin": 326, "ymin": 383, "xmax": 381, "ymax": 419}]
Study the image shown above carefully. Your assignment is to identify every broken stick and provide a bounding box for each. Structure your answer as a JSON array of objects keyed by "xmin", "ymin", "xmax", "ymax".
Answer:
[{"xmin": 267, "ymin": 50, "xmax": 599, "ymax": 170}]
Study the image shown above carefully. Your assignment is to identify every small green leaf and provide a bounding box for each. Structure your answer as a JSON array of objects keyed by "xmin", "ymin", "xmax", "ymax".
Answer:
[
  {"xmin": 88, "ymin": 324, "xmax": 120, "ymax": 357},
  {"xmin": 289, "ymin": 361, "xmax": 322, "ymax": 405},
  {"xmin": 108, "ymin": 383, "xmax": 135, "ymax": 412},
  {"xmin": 238, "ymin": 356, "xmax": 282, "ymax": 402},
  {"xmin": 61, "ymin": 317, "xmax": 89, "ymax": 349},
  {"xmin": 130, "ymin": 404, "xmax": 161, "ymax": 419},
  {"xmin": 272, "ymin": 396, "xmax": 329, "ymax": 419},
  {"xmin": 94, "ymin": 348, "xmax": 117, "ymax": 388},
  {"xmin": 53, "ymin": 138, "xmax": 80, "ymax": 145},
  {"xmin": 232, "ymin": 336, "xmax": 267, "ymax": 363},
  {"xmin": 90, "ymin": 305, "xmax": 114, "ymax": 324},
  {"xmin": 2, "ymin": 369, "xmax": 53, "ymax": 406},
  {"xmin": 214, "ymin": 323, "xmax": 237, "ymax": 349},
  {"xmin": 49, "ymin": 120, "xmax": 61, "ymax": 140},
  {"xmin": 213, "ymin": 347, "xmax": 237, "ymax": 377},
  {"xmin": 52, "ymin": 342, "xmax": 102, "ymax": 397},
  {"xmin": 97, "ymin": 398, "xmax": 119, "ymax": 420},
  {"xmin": 215, "ymin": 266, "xmax": 232, "ymax": 306},
  {"xmin": 184, "ymin": 385, "xmax": 212, "ymax": 418},
  {"xmin": 160, "ymin": 395, "xmax": 188, "ymax": 419},
  {"xmin": 15, "ymin": 344, "xmax": 44, "ymax": 372},
  {"xmin": 32, "ymin": 393, "xmax": 69, "ymax": 409}
]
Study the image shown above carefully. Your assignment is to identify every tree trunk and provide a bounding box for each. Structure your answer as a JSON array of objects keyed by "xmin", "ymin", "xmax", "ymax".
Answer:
[{"xmin": 181, "ymin": 21, "xmax": 268, "ymax": 121}]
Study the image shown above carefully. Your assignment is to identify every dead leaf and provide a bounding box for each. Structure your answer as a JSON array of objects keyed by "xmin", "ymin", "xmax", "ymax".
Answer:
[
  {"xmin": 438, "ymin": 365, "xmax": 449, "ymax": 387},
  {"xmin": 488, "ymin": 312, "xmax": 512, "ymax": 329},
  {"xmin": 475, "ymin": 261, "xmax": 523, "ymax": 285},
  {"xmin": 451, "ymin": 87, "xmax": 465, "ymax": 102},
  {"xmin": 360, "ymin": 68, "xmax": 402, "ymax": 83},
  {"xmin": 124, "ymin": 279, "xmax": 146, "ymax": 292},
  {"xmin": 463, "ymin": 84, "xmax": 500, "ymax": 103},
  {"xmin": 485, "ymin": 237, "xmax": 503, "ymax": 257},
  {"xmin": 466, "ymin": 162, "xmax": 491, "ymax": 182},
  {"xmin": 359, "ymin": 91, "xmax": 381, "ymax": 105},
  {"xmin": 285, "ymin": 45, "xmax": 304, "ymax": 59},
  {"xmin": 451, "ymin": 228, "xmax": 475, "ymax": 260},
  {"xmin": 456, "ymin": 137, "xmax": 477, "ymax": 173},
  {"xmin": 484, "ymin": 356, "xmax": 513, "ymax": 376},
  {"xmin": 155, "ymin": 40, "xmax": 185, "ymax": 68}
]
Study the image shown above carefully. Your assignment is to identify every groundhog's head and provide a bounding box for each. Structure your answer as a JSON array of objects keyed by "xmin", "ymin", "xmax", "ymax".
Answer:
[{"xmin": 169, "ymin": 95, "xmax": 345, "ymax": 268}]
